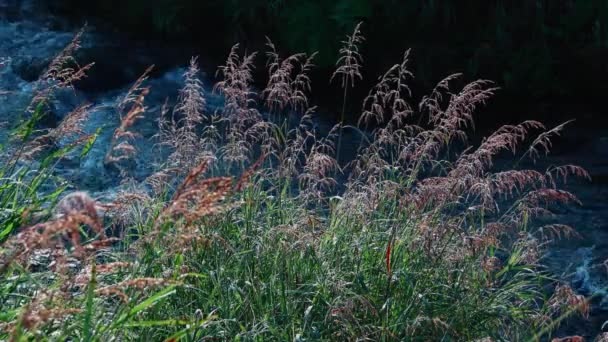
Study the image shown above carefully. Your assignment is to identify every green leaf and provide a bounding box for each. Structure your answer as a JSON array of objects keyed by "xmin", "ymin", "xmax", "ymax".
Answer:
[
  {"xmin": 109, "ymin": 285, "xmax": 177, "ymax": 331},
  {"xmin": 122, "ymin": 319, "xmax": 189, "ymax": 328},
  {"xmin": 81, "ymin": 128, "xmax": 101, "ymax": 158},
  {"xmin": 163, "ymin": 314, "xmax": 218, "ymax": 342},
  {"xmin": 0, "ymin": 309, "xmax": 18, "ymax": 322},
  {"xmin": 14, "ymin": 102, "xmax": 46, "ymax": 142},
  {"xmin": 45, "ymin": 185, "xmax": 68, "ymax": 203},
  {"xmin": 0, "ymin": 219, "xmax": 17, "ymax": 241},
  {"xmin": 83, "ymin": 264, "xmax": 97, "ymax": 342}
]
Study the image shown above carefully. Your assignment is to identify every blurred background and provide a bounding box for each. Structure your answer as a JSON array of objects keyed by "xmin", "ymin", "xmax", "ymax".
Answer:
[{"xmin": 7, "ymin": 0, "xmax": 607, "ymax": 127}]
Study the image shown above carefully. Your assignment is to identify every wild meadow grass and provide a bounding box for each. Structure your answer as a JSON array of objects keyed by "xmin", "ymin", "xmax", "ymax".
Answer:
[{"xmin": 0, "ymin": 25, "xmax": 593, "ymax": 341}]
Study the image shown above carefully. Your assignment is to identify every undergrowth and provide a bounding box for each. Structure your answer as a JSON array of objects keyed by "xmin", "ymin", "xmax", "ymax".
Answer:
[{"xmin": 0, "ymin": 25, "xmax": 593, "ymax": 341}]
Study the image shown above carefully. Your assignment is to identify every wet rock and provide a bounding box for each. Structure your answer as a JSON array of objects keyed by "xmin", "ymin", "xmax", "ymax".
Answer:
[
  {"xmin": 10, "ymin": 54, "xmax": 47, "ymax": 81},
  {"xmin": 0, "ymin": 0, "xmax": 67, "ymax": 27}
]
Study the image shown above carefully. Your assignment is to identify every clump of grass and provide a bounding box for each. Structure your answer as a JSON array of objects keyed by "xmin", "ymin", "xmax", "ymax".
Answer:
[
  {"xmin": 104, "ymin": 66, "xmax": 153, "ymax": 179},
  {"xmin": 0, "ymin": 29, "xmax": 595, "ymax": 341}
]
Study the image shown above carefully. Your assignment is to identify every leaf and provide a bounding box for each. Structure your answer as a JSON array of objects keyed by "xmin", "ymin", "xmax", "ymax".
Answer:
[
  {"xmin": 44, "ymin": 185, "xmax": 68, "ymax": 204},
  {"xmin": 122, "ymin": 319, "xmax": 189, "ymax": 328},
  {"xmin": 14, "ymin": 102, "xmax": 46, "ymax": 142},
  {"xmin": 81, "ymin": 128, "xmax": 102, "ymax": 158},
  {"xmin": 179, "ymin": 272, "xmax": 208, "ymax": 280},
  {"xmin": 110, "ymin": 285, "xmax": 177, "ymax": 330},
  {"xmin": 0, "ymin": 219, "xmax": 18, "ymax": 241},
  {"xmin": 0, "ymin": 309, "xmax": 18, "ymax": 322},
  {"xmin": 83, "ymin": 264, "xmax": 97, "ymax": 342},
  {"xmin": 163, "ymin": 314, "xmax": 218, "ymax": 342}
]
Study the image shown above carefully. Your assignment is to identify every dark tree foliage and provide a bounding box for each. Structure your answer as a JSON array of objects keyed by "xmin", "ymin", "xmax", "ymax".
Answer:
[{"xmin": 53, "ymin": 0, "xmax": 608, "ymax": 105}]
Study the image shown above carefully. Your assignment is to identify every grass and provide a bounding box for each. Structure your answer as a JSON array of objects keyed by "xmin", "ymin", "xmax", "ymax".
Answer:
[{"xmin": 0, "ymin": 26, "xmax": 593, "ymax": 341}]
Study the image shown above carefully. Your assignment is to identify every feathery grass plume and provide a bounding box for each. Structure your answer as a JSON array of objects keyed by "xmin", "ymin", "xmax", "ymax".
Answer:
[
  {"xmin": 104, "ymin": 190, "xmax": 152, "ymax": 232},
  {"xmin": 144, "ymin": 167, "xmax": 180, "ymax": 195},
  {"xmin": 176, "ymin": 57, "xmax": 207, "ymax": 126},
  {"xmin": 548, "ymin": 284, "xmax": 590, "ymax": 319},
  {"xmin": 537, "ymin": 224, "xmax": 580, "ymax": 242},
  {"xmin": 496, "ymin": 186, "xmax": 582, "ymax": 230},
  {"xmin": 40, "ymin": 28, "xmax": 90, "ymax": 87},
  {"xmin": 73, "ymin": 261, "xmax": 133, "ymax": 286},
  {"xmin": 331, "ymin": 22, "xmax": 365, "ymax": 89},
  {"xmin": 299, "ymin": 124, "xmax": 341, "ymax": 204},
  {"xmin": 151, "ymin": 156, "xmax": 265, "ymax": 244},
  {"xmin": 219, "ymin": 130, "xmax": 251, "ymax": 167},
  {"xmin": 355, "ymin": 63, "xmax": 578, "ymax": 221},
  {"xmin": 50, "ymin": 104, "xmax": 92, "ymax": 140},
  {"xmin": 29, "ymin": 28, "xmax": 94, "ymax": 112},
  {"xmin": 22, "ymin": 103, "xmax": 93, "ymax": 160},
  {"xmin": 200, "ymin": 114, "xmax": 224, "ymax": 157},
  {"xmin": 347, "ymin": 51, "xmax": 415, "ymax": 189},
  {"xmin": 264, "ymin": 39, "xmax": 301, "ymax": 113},
  {"xmin": 416, "ymin": 78, "xmax": 496, "ymax": 164},
  {"xmin": 2, "ymin": 32, "xmax": 94, "ymax": 167},
  {"xmin": 213, "ymin": 44, "xmax": 258, "ymax": 126},
  {"xmin": 410, "ymin": 118, "xmax": 585, "ymax": 221},
  {"xmin": 0, "ymin": 192, "xmax": 106, "ymax": 272},
  {"xmin": 273, "ymin": 106, "xmax": 316, "ymax": 181},
  {"xmin": 117, "ymin": 65, "xmax": 154, "ymax": 115},
  {"xmin": 347, "ymin": 55, "xmax": 417, "ymax": 193},
  {"xmin": 391, "ymin": 75, "xmax": 495, "ymax": 177},
  {"xmin": 244, "ymin": 120, "xmax": 276, "ymax": 160},
  {"xmin": 332, "ymin": 22, "xmax": 364, "ymax": 161},
  {"xmin": 146, "ymin": 157, "xmax": 262, "ymax": 255},
  {"xmin": 214, "ymin": 45, "xmax": 262, "ymax": 168},
  {"xmin": 416, "ymin": 121, "xmax": 546, "ymax": 210},
  {"xmin": 155, "ymin": 158, "xmax": 229, "ymax": 226},
  {"xmin": 168, "ymin": 178, "xmax": 232, "ymax": 225},
  {"xmin": 159, "ymin": 57, "xmax": 209, "ymax": 171},
  {"xmin": 155, "ymin": 100, "xmax": 178, "ymax": 151},
  {"xmin": 105, "ymin": 67, "xmax": 153, "ymax": 177},
  {"xmin": 545, "ymin": 164, "xmax": 591, "ymax": 188},
  {"xmin": 520, "ymin": 120, "xmax": 574, "ymax": 163},
  {"xmin": 263, "ymin": 38, "xmax": 316, "ymax": 115},
  {"xmin": 291, "ymin": 53, "xmax": 316, "ymax": 113},
  {"xmin": 10, "ymin": 290, "xmax": 81, "ymax": 339}
]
